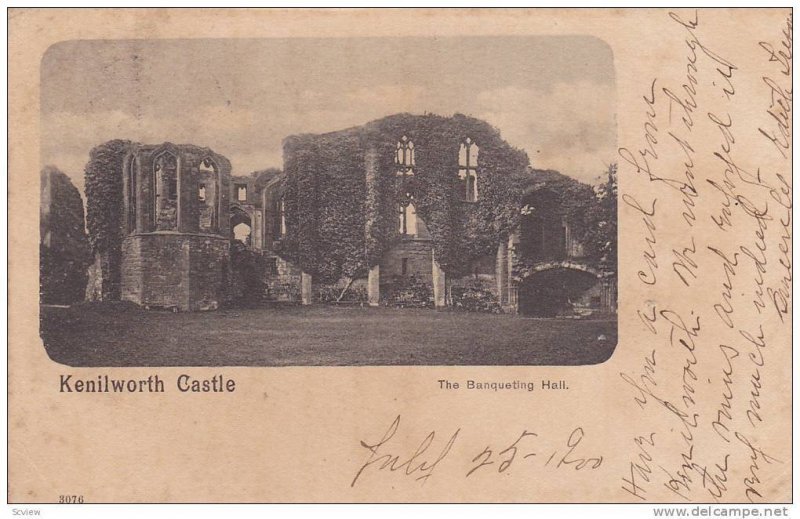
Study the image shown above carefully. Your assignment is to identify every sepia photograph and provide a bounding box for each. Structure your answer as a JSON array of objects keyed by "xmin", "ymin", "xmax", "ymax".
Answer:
[
  {"xmin": 10, "ymin": 7, "xmax": 793, "ymax": 507},
  {"xmin": 39, "ymin": 36, "xmax": 618, "ymax": 367}
]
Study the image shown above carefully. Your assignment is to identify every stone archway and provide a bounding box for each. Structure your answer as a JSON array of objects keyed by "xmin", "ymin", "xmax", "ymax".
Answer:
[
  {"xmin": 230, "ymin": 205, "xmax": 252, "ymax": 246},
  {"xmin": 517, "ymin": 264, "xmax": 599, "ymax": 317}
]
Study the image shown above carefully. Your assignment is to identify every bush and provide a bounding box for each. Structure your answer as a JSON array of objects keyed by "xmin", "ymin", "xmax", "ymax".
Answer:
[
  {"xmin": 381, "ymin": 275, "xmax": 433, "ymax": 308},
  {"xmin": 451, "ymin": 281, "xmax": 501, "ymax": 313},
  {"xmin": 317, "ymin": 284, "xmax": 368, "ymax": 304}
]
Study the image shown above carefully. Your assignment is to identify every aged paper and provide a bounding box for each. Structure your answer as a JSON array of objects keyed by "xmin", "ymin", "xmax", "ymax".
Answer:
[{"xmin": 8, "ymin": 8, "xmax": 792, "ymax": 504}]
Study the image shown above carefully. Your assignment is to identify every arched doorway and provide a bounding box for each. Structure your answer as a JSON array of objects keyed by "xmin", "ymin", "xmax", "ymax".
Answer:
[
  {"xmin": 230, "ymin": 205, "xmax": 252, "ymax": 246},
  {"xmin": 518, "ymin": 266, "xmax": 599, "ymax": 317}
]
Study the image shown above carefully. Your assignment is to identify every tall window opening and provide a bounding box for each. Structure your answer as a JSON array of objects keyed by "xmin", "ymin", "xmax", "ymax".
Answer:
[
  {"xmin": 399, "ymin": 193, "xmax": 417, "ymax": 236},
  {"xmin": 198, "ymin": 158, "xmax": 219, "ymax": 232},
  {"xmin": 458, "ymin": 138, "xmax": 479, "ymax": 202},
  {"xmin": 154, "ymin": 151, "xmax": 178, "ymax": 230},
  {"xmin": 236, "ymin": 184, "xmax": 247, "ymax": 202},
  {"xmin": 125, "ymin": 155, "xmax": 136, "ymax": 233},
  {"xmin": 272, "ymin": 196, "xmax": 286, "ymax": 240},
  {"xmin": 395, "ymin": 136, "xmax": 415, "ymax": 178}
]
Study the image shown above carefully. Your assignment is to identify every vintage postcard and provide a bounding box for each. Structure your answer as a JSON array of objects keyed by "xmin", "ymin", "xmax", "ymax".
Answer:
[{"xmin": 8, "ymin": 7, "xmax": 793, "ymax": 505}]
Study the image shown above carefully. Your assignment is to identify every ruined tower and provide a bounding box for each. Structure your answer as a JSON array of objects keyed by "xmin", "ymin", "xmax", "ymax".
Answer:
[{"xmin": 119, "ymin": 143, "xmax": 232, "ymax": 311}]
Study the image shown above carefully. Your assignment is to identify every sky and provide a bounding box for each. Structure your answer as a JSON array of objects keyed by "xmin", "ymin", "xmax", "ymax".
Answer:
[{"xmin": 41, "ymin": 36, "xmax": 616, "ymax": 194}]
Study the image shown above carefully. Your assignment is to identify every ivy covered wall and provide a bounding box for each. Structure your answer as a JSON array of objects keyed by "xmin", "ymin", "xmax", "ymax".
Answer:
[
  {"xmin": 84, "ymin": 139, "xmax": 134, "ymax": 301},
  {"xmin": 514, "ymin": 166, "xmax": 618, "ymax": 281},
  {"xmin": 84, "ymin": 140, "xmax": 233, "ymax": 304},
  {"xmin": 40, "ymin": 166, "xmax": 92, "ymax": 304},
  {"xmin": 279, "ymin": 113, "xmax": 530, "ymax": 283}
]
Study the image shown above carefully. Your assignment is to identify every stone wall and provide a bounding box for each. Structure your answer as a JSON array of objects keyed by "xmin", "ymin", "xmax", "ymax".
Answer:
[
  {"xmin": 572, "ymin": 277, "xmax": 617, "ymax": 314},
  {"xmin": 121, "ymin": 233, "xmax": 229, "ymax": 311},
  {"xmin": 263, "ymin": 255, "xmax": 302, "ymax": 302},
  {"xmin": 189, "ymin": 236, "xmax": 230, "ymax": 310},
  {"xmin": 380, "ymin": 239, "xmax": 433, "ymax": 282}
]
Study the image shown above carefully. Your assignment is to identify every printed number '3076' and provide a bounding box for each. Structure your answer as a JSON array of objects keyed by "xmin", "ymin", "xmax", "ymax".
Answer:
[{"xmin": 58, "ymin": 495, "xmax": 84, "ymax": 504}]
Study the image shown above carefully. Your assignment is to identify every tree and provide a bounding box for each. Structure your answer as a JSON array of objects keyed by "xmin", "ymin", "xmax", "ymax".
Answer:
[
  {"xmin": 40, "ymin": 166, "xmax": 92, "ymax": 304},
  {"xmin": 582, "ymin": 163, "xmax": 617, "ymax": 273}
]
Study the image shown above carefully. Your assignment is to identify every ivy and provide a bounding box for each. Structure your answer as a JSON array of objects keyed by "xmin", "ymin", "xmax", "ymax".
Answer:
[
  {"xmin": 582, "ymin": 164, "xmax": 618, "ymax": 272},
  {"xmin": 40, "ymin": 166, "xmax": 92, "ymax": 304},
  {"xmin": 279, "ymin": 114, "xmax": 529, "ymax": 283},
  {"xmin": 513, "ymin": 166, "xmax": 618, "ymax": 279},
  {"xmin": 84, "ymin": 139, "xmax": 135, "ymax": 299}
]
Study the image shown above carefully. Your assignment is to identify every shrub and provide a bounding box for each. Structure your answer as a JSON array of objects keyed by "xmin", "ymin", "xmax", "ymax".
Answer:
[
  {"xmin": 317, "ymin": 284, "xmax": 368, "ymax": 304},
  {"xmin": 381, "ymin": 275, "xmax": 433, "ymax": 308},
  {"xmin": 451, "ymin": 280, "xmax": 501, "ymax": 313}
]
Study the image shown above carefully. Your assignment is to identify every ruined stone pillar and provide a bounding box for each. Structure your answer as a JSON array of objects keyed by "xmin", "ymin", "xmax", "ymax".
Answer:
[
  {"xmin": 367, "ymin": 264, "xmax": 380, "ymax": 306},
  {"xmin": 496, "ymin": 241, "xmax": 508, "ymax": 305},
  {"xmin": 252, "ymin": 212, "xmax": 262, "ymax": 250},
  {"xmin": 301, "ymin": 271, "xmax": 313, "ymax": 305},
  {"xmin": 508, "ymin": 233, "xmax": 518, "ymax": 310},
  {"xmin": 432, "ymin": 250, "xmax": 446, "ymax": 308}
]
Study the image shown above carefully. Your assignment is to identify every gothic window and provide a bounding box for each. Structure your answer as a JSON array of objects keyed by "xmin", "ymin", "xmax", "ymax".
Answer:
[
  {"xmin": 395, "ymin": 136, "xmax": 415, "ymax": 177},
  {"xmin": 399, "ymin": 193, "xmax": 417, "ymax": 236},
  {"xmin": 270, "ymin": 195, "xmax": 287, "ymax": 240},
  {"xmin": 153, "ymin": 151, "xmax": 178, "ymax": 230},
  {"xmin": 198, "ymin": 158, "xmax": 219, "ymax": 233},
  {"xmin": 124, "ymin": 155, "xmax": 136, "ymax": 234},
  {"xmin": 458, "ymin": 138, "xmax": 479, "ymax": 202}
]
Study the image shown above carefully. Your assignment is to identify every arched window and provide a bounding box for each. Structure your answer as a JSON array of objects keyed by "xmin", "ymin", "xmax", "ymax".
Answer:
[
  {"xmin": 270, "ymin": 195, "xmax": 287, "ymax": 241},
  {"xmin": 458, "ymin": 138, "xmax": 479, "ymax": 202},
  {"xmin": 198, "ymin": 158, "xmax": 219, "ymax": 232},
  {"xmin": 153, "ymin": 151, "xmax": 178, "ymax": 230},
  {"xmin": 124, "ymin": 154, "xmax": 136, "ymax": 234},
  {"xmin": 399, "ymin": 193, "xmax": 417, "ymax": 236},
  {"xmin": 395, "ymin": 136, "xmax": 415, "ymax": 178}
]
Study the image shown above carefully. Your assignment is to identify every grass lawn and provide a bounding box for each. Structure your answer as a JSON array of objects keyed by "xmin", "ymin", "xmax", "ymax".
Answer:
[{"xmin": 40, "ymin": 302, "xmax": 618, "ymax": 367}]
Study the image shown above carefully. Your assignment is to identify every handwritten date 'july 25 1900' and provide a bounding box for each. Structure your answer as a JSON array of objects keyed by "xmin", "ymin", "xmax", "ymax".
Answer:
[{"xmin": 351, "ymin": 415, "xmax": 603, "ymax": 487}]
